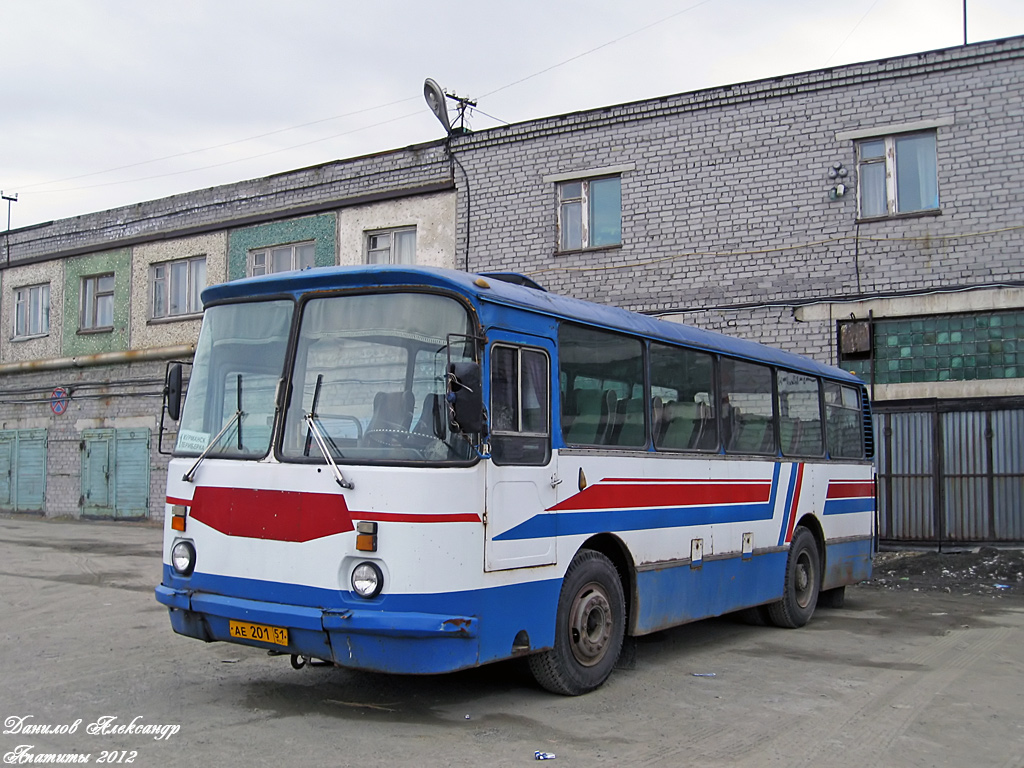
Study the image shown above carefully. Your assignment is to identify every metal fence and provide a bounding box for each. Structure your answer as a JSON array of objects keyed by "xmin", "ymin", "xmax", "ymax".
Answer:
[{"xmin": 875, "ymin": 399, "xmax": 1024, "ymax": 546}]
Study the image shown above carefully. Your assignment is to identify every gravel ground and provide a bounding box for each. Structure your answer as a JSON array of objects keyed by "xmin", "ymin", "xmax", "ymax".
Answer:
[{"xmin": 867, "ymin": 547, "xmax": 1024, "ymax": 597}]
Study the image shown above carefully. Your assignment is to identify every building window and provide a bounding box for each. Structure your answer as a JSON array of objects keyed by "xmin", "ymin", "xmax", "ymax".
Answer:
[
  {"xmin": 365, "ymin": 228, "xmax": 416, "ymax": 265},
  {"xmin": 557, "ymin": 176, "xmax": 621, "ymax": 251},
  {"xmin": 152, "ymin": 256, "xmax": 206, "ymax": 319},
  {"xmin": 839, "ymin": 310, "xmax": 1023, "ymax": 385},
  {"xmin": 248, "ymin": 241, "xmax": 315, "ymax": 276},
  {"xmin": 14, "ymin": 284, "xmax": 50, "ymax": 338},
  {"xmin": 81, "ymin": 274, "xmax": 115, "ymax": 331},
  {"xmin": 857, "ymin": 131, "xmax": 938, "ymax": 219}
]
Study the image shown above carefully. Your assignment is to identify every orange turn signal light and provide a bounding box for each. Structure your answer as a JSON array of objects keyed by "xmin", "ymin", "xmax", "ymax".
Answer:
[
  {"xmin": 356, "ymin": 521, "xmax": 377, "ymax": 552},
  {"xmin": 171, "ymin": 503, "xmax": 188, "ymax": 532}
]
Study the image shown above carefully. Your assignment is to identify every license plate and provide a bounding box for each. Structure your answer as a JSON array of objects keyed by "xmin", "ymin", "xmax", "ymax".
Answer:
[{"xmin": 229, "ymin": 620, "xmax": 289, "ymax": 647}]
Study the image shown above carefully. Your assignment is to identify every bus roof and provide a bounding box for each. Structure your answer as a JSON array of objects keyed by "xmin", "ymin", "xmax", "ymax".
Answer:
[{"xmin": 203, "ymin": 264, "xmax": 862, "ymax": 385}]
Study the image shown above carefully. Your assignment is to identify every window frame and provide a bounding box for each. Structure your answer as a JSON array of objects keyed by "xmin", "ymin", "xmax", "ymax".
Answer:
[
  {"xmin": 558, "ymin": 322, "xmax": 646, "ymax": 448},
  {"xmin": 247, "ymin": 241, "xmax": 316, "ymax": 277},
  {"xmin": 775, "ymin": 369, "xmax": 825, "ymax": 458},
  {"xmin": 13, "ymin": 283, "xmax": 50, "ymax": 340},
  {"xmin": 490, "ymin": 344, "xmax": 551, "ymax": 466},
  {"xmin": 719, "ymin": 357, "xmax": 778, "ymax": 455},
  {"xmin": 555, "ymin": 175, "xmax": 622, "ymax": 252},
  {"xmin": 856, "ymin": 130, "xmax": 939, "ymax": 220},
  {"xmin": 80, "ymin": 273, "xmax": 115, "ymax": 332},
  {"xmin": 649, "ymin": 341, "xmax": 719, "ymax": 453},
  {"xmin": 150, "ymin": 255, "xmax": 206, "ymax": 321},
  {"xmin": 365, "ymin": 227, "xmax": 417, "ymax": 265},
  {"xmin": 824, "ymin": 381, "xmax": 866, "ymax": 459}
]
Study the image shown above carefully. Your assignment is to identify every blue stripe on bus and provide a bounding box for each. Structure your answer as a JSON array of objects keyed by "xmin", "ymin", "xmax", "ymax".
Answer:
[
  {"xmin": 635, "ymin": 550, "xmax": 789, "ymax": 633},
  {"xmin": 495, "ymin": 463, "xmax": 784, "ymax": 542},
  {"xmin": 158, "ymin": 565, "xmax": 564, "ymax": 673},
  {"xmin": 493, "ymin": 502, "xmax": 777, "ymax": 541},
  {"xmin": 823, "ymin": 497, "xmax": 876, "ymax": 515},
  {"xmin": 778, "ymin": 463, "xmax": 798, "ymax": 547},
  {"xmin": 158, "ymin": 535, "xmax": 874, "ymax": 673}
]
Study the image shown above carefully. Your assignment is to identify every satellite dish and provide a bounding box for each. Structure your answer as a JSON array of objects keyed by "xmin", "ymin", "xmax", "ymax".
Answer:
[{"xmin": 423, "ymin": 78, "xmax": 452, "ymax": 134}]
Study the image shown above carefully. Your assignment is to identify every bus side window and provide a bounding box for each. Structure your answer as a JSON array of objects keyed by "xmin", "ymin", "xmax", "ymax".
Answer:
[
  {"xmin": 776, "ymin": 370, "xmax": 824, "ymax": 457},
  {"xmin": 491, "ymin": 345, "xmax": 550, "ymax": 466},
  {"xmin": 824, "ymin": 382, "xmax": 864, "ymax": 459},
  {"xmin": 720, "ymin": 358, "xmax": 776, "ymax": 454},
  {"xmin": 558, "ymin": 324, "xmax": 644, "ymax": 448},
  {"xmin": 650, "ymin": 343, "xmax": 718, "ymax": 452}
]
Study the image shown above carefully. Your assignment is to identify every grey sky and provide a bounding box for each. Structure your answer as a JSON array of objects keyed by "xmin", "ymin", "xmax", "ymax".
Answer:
[{"xmin": 2, "ymin": 0, "xmax": 1023, "ymax": 228}]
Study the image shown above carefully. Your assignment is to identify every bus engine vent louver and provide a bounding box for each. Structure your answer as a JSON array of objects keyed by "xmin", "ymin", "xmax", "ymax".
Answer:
[{"xmin": 861, "ymin": 387, "xmax": 875, "ymax": 460}]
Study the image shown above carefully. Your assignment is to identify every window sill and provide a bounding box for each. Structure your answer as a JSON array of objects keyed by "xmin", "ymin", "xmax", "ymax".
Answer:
[
  {"xmin": 856, "ymin": 208, "xmax": 941, "ymax": 224},
  {"xmin": 148, "ymin": 313, "xmax": 202, "ymax": 325},
  {"xmin": 10, "ymin": 332, "xmax": 50, "ymax": 343},
  {"xmin": 77, "ymin": 327, "xmax": 113, "ymax": 336},
  {"xmin": 554, "ymin": 243, "xmax": 622, "ymax": 257}
]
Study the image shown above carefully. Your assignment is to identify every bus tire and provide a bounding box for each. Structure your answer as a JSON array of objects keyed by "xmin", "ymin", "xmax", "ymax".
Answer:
[
  {"xmin": 529, "ymin": 549, "xmax": 625, "ymax": 696},
  {"xmin": 767, "ymin": 526, "xmax": 819, "ymax": 629}
]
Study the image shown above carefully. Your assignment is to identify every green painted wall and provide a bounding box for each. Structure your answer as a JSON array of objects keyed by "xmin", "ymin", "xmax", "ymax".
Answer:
[
  {"xmin": 62, "ymin": 249, "xmax": 132, "ymax": 357},
  {"xmin": 227, "ymin": 214, "xmax": 337, "ymax": 281}
]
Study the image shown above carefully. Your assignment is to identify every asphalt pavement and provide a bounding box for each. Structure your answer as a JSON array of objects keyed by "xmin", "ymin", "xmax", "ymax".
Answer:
[{"xmin": 2, "ymin": 515, "xmax": 1023, "ymax": 768}]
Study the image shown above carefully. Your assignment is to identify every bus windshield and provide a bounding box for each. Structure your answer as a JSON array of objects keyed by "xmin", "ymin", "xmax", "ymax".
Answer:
[
  {"xmin": 281, "ymin": 291, "xmax": 476, "ymax": 464},
  {"xmin": 175, "ymin": 299, "xmax": 294, "ymax": 458}
]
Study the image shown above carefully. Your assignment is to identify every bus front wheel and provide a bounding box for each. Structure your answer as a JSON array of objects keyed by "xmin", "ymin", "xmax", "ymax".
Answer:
[
  {"xmin": 767, "ymin": 526, "xmax": 820, "ymax": 629},
  {"xmin": 529, "ymin": 549, "xmax": 625, "ymax": 696}
]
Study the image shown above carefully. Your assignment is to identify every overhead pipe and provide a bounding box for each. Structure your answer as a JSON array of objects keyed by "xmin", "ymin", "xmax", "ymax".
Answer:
[{"xmin": 0, "ymin": 344, "xmax": 194, "ymax": 375}]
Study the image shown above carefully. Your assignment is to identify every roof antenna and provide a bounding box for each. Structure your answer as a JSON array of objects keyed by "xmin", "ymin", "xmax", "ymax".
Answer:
[{"xmin": 423, "ymin": 79, "xmax": 476, "ymax": 136}]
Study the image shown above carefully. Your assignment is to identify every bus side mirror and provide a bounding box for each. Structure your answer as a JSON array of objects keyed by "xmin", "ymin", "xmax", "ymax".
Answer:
[
  {"xmin": 447, "ymin": 362, "xmax": 484, "ymax": 434},
  {"xmin": 165, "ymin": 363, "xmax": 183, "ymax": 422}
]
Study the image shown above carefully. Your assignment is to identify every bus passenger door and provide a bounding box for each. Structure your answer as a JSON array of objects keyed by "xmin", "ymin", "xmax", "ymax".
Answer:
[{"xmin": 485, "ymin": 340, "xmax": 558, "ymax": 571}]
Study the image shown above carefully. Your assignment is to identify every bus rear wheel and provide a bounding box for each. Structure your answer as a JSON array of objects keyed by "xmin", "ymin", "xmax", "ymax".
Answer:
[
  {"xmin": 767, "ymin": 526, "xmax": 820, "ymax": 629},
  {"xmin": 529, "ymin": 549, "xmax": 625, "ymax": 696}
]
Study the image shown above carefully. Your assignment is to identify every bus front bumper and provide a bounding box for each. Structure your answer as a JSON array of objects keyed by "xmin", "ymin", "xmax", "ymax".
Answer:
[{"xmin": 155, "ymin": 585, "xmax": 481, "ymax": 674}]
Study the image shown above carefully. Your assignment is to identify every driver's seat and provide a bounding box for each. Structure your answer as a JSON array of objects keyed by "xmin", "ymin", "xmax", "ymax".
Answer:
[{"xmin": 366, "ymin": 390, "xmax": 414, "ymax": 434}]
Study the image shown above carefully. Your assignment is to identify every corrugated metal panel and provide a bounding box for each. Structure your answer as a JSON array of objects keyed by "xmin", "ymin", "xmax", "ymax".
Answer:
[
  {"xmin": 878, "ymin": 404, "xmax": 1024, "ymax": 545},
  {"xmin": 991, "ymin": 410, "xmax": 1024, "ymax": 541},
  {"xmin": 14, "ymin": 430, "xmax": 47, "ymax": 511},
  {"xmin": 942, "ymin": 411, "xmax": 989, "ymax": 542},
  {"xmin": 879, "ymin": 411, "xmax": 935, "ymax": 541},
  {"xmin": 114, "ymin": 429, "xmax": 150, "ymax": 519}
]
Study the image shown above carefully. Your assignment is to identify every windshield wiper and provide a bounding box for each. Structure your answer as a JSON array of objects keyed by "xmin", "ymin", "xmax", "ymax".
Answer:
[
  {"xmin": 182, "ymin": 373, "xmax": 244, "ymax": 483},
  {"xmin": 182, "ymin": 408, "xmax": 243, "ymax": 482},
  {"xmin": 304, "ymin": 414, "xmax": 354, "ymax": 490}
]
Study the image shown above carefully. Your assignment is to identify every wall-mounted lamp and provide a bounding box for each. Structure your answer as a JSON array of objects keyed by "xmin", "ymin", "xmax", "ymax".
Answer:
[{"xmin": 827, "ymin": 162, "xmax": 848, "ymax": 201}]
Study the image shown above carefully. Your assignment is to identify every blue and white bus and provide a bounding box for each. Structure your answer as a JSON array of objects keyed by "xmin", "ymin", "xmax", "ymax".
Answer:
[{"xmin": 156, "ymin": 265, "xmax": 874, "ymax": 695}]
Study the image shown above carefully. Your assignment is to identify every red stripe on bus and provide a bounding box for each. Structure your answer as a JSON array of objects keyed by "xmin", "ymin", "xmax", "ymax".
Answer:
[
  {"xmin": 785, "ymin": 464, "xmax": 805, "ymax": 544},
  {"xmin": 187, "ymin": 486, "xmax": 353, "ymax": 542},
  {"xmin": 353, "ymin": 511, "xmax": 482, "ymax": 523},
  {"xmin": 826, "ymin": 481, "xmax": 875, "ymax": 499},
  {"xmin": 550, "ymin": 480, "xmax": 772, "ymax": 512}
]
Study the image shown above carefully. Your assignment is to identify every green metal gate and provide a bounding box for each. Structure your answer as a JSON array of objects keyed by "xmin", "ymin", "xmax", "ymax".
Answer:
[
  {"xmin": 81, "ymin": 428, "xmax": 150, "ymax": 519},
  {"xmin": 0, "ymin": 429, "xmax": 47, "ymax": 512}
]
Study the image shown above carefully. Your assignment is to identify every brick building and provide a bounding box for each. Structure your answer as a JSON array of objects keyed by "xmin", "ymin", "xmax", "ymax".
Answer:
[{"xmin": 2, "ymin": 36, "xmax": 1021, "ymax": 543}]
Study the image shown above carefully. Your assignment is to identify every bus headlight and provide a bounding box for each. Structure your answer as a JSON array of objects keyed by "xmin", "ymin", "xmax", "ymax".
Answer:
[
  {"xmin": 171, "ymin": 540, "xmax": 196, "ymax": 576},
  {"xmin": 351, "ymin": 562, "xmax": 383, "ymax": 598}
]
